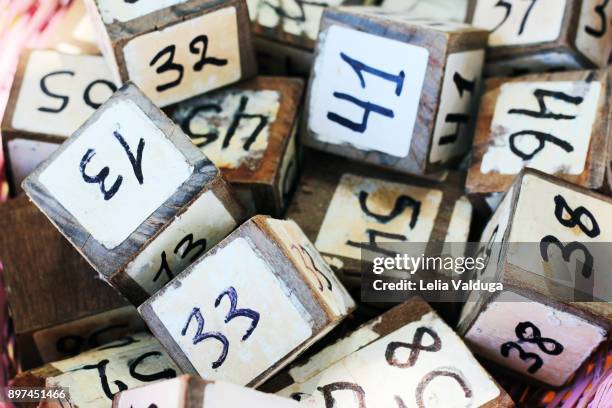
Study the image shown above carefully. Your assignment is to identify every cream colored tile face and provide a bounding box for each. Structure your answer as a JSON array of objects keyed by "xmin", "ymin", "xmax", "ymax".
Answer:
[
  {"xmin": 480, "ymin": 81, "xmax": 601, "ymax": 176},
  {"xmin": 266, "ymin": 219, "xmax": 355, "ymax": 318},
  {"xmin": 8, "ymin": 139, "xmax": 59, "ymax": 188},
  {"xmin": 430, "ymin": 49, "xmax": 485, "ymax": 164},
  {"xmin": 444, "ymin": 196, "xmax": 473, "ymax": 243},
  {"xmin": 205, "ymin": 381, "xmax": 300, "ymax": 407},
  {"xmin": 315, "ymin": 174, "xmax": 442, "ymax": 261},
  {"xmin": 472, "ymin": 0, "xmax": 566, "ymax": 46},
  {"xmin": 122, "ymin": 7, "xmax": 241, "ymax": 107},
  {"xmin": 96, "ymin": 0, "xmax": 188, "ymax": 24},
  {"xmin": 279, "ymin": 312, "xmax": 500, "ymax": 407},
  {"xmin": 48, "ymin": 334, "xmax": 180, "ymax": 408},
  {"xmin": 149, "ymin": 237, "xmax": 312, "ymax": 385},
  {"xmin": 465, "ymin": 291, "xmax": 606, "ymax": 387},
  {"xmin": 172, "ymin": 90, "xmax": 280, "ymax": 170},
  {"xmin": 382, "ymin": 0, "xmax": 468, "ymax": 21},
  {"xmin": 309, "ymin": 25, "xmax": 429, "ymax": 157},
  {"xmin": 38, "ymin": 98, "xmax": 193, "ymax": 249},
  {"xmin": 507, "ymin": 174, "xmax": 612, "ymax": 301},
  {"xmin": 247, "ymin": 0, "xmax": 344, "ymax": 41},
  {"xmin": 576, "ymin": 0, "xmax": 612, "ymax": 66},
  {"xmin": 125, "ymin": 190, "xmax": 237, "ymax": 296},
  {"xmin": 114, "ymin": 377, "xmax": 185, "ymax": 408},
  {"xmin": 33, "ymin": 306, "xmax": 144, "ymax": 363},
  {"xmin": 12, "ymin": 50, "xmax": 116, "ymax": 137}
]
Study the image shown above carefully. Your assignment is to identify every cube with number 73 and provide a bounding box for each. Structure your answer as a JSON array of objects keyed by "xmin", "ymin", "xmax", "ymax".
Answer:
[
  {"xmin": 458, "ymin": 168, "xmax": 611, "ymax": 387},
  {"xmin": 22, "ymin": 83, "xmax": 248, "ymax": 305},
  {"xmin": 83, "ymin": 0, "xmax": 257, "ymax": 107},
  {"xmin": 138, "ymin": 215, "xmax": 356, "ymax": 387}
]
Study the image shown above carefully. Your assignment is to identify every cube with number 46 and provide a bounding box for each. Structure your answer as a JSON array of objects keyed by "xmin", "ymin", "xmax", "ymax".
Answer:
[
  {"xmin": 22, "ymin": 83, "xmax": 248, "ymax": 305},
  {"xmin": 459, "ymin": 168, "xmax": 611, "ymax": 387},
  {"xmin": 83, "ymin": 0, "xmax": 257, "ymax": 107},
  {"xmin": 138, "ymin": 215, "xmax": 355, "ymax": 387}
]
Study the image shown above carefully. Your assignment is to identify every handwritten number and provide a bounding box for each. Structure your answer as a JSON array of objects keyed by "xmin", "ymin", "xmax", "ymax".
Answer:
[
  {"xmin": 414, "ymin": 370, "xmax": 473, "ymax": 408},
  {"xmin": 39, "ymin": 71, "xmax": 74, "ymax": 113},
  {"xmin": 149, "ymin": 45, "xmax": 184, "ymax": 92},
  {"xmin": 318, "ymin": 382, "xmax": 366, "ymax": 408},
  {"xmin": 181, "ymin": 308, "xmax": 229, "ymax": 369},
  {"xmin": 509, "ymin": 130, "xmax": 573, "ymax": 160},
  {"xmin": 585, "ymin": 0, "xmax": 609, "ymax": 37},
  {"xmin": 224, "ymin": 96, "xmax": 269, "ymax": 151},
  {"xmin": 83, "ymin": 79, "xmax": 117, "ymax": 110},
  {"xmin": 519, "ymin": 0, "xmax": 538, "ymax": 34},
  {"xmin": 553, "ymin": 194, "xmax": 600, "ymax": 238},
  {"xmin": 501, "ymin": 321, "xmax": 563, "ymax": 374},
  {"xmin": 508, "ymin": 89, "xmax": 584, "ymax": 120},
  {"xmin": 153, "ymin": 234, "xmax": 207, "ymax": 284},
  {"xmin": 189, "ymin": 35, "xmax": 228, "ymax": 71},
  {"xmin": 385, "ymin": 327, "xmax": 442, "ymax": 368},
  {"xmin": 215, "ymin": 286, "xmax": 260, "ymax": 341},
  {"xmin": 113, "ymin": 131, "xmax": 145, "ymax": 184},
  {"xmin": 359, "ymin": 191, "xmax": 420, "ymax": 228},
  {"xmin": 80, "ymin": 149, "xmax": 123, "ymax": 200},
  {"xmin": 180, "ymin": 104, "xmax": 222, "ymax": 147},
  {"xmin": 491, "ymin": 0, "xmax": 512, "ymax": 33},
  {"xmin": 79, "ymin": 359, "xmax": 127, "ymax": 400},
  {"xmin": 291, "ymin": 244, "xmax": 333, "ymax": 291},
  {"xmin": 540, "ymin": 236, "xmax": 594, "ymax": 278},
  {"xmin": 129, "ymin": 351, "xmax": 177, "ymax": 382}
]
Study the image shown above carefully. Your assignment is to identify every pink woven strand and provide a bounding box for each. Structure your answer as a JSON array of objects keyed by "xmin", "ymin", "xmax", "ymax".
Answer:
[{"xmin": 587, "ymin": 369, "xmax": 612, "ymax": 408}]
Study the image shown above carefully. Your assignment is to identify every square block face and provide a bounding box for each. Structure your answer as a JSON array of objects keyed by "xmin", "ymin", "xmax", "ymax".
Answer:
[
  {"xmin": 122, "ymin": 7, "xmax": 242, "ymax": 107},
  {"xmin": 471, "ymin": 0, "xmax": 566, "ymax": 47},
  {"xmin": 576, "ymin": 0, "xmax": 612, "ymax": 67},
  {"xmin": 172, "ymin": 89, "xmax": 280, "ymax": 170},
  {"xmin": 308, "ymin": 25, "xmax": 429, "ymax": 157},
  {"xmin": 315, "ymin": 174, "xmax": 442, "ymax": 261},
  {"xmin": 507, "ymin": 173, "xmax": 612, "ymax": 300},
  {"xmin": 148, "ymin": 237, "xmax": 313, "ymax": 384},
  {"xmin": 11, "ymin": 50, "xmax": 116, "ymax": 137},
  {"xmin": 38, "ymin": 98, "xmax": 194, "ymax": 249},
  {"xmin": 281, "ymin": 311, "xmax": 500, "ymax": 407},
  {"xmin": 465, "ymin": 291, "xmax": 606, "ymax": 387},
  {"xmin": 125, "ymin": 189, "xmax": 238, "ymax": 295},
  {"xmin": 96, "ymin": 0, "xmax": 188, "ymax": 24},
  {"xmin": 115, "ymin": 377, "xmax": 186, "ymax": 408},
  {"xmin": 7, "ymin": 139, "xmax": 59, "ymax": 189},
  {"xmin": 429, "ymin": 49, "xmax": 485, "ymax": 164},
  {"xmin": 480, "ymin": 80, "xmax": 601, "ymax": 176}
]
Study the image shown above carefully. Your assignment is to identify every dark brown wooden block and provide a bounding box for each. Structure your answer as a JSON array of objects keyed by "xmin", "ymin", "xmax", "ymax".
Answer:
[
  {"xmin": 264, "ymin": 297, "xmax": 514, "ymax": 407},
  {"xmin": 459, "ymin": 168, "xmax": 611, "ymax": 387},
  {"xmin": 112, "ymin": 374, "xmax": 299, "ymax": 407},
  {"xmin": 0, "ymin": 196, "xmax": 144, "ymax": 368},
  {"xmin": 168, "ymin": 76, "xmax": 304, "ymax": 216},
  {"xmin": 138, "ymin": 215, "xmax": 355, "ymax": 387},
  {"xmin": 286, "ymin": 150, "xmax": 473, "ymax": 288},
  {"xmin": 467, "ymin": 0, "xmax": 612, "ymax": 74},
  {"xmin": 22, "ymin": 83, "xmax": 248, "ymax": 305},
  {"xmin": 1, "ymin": 49, "xmax": 117, "ymax": 194},
  {"xmin": 10, "ymin": 333, "xmax": 181, "ymax": 408},
  {"xmin": 466, "ymin": 69, "xmax": 609, "ymax": 197},
  {"xmin": 303, "ymin": 7, "xmax": 488, "ymax": 175},
  {"xmin": 83, "ymin": 0, "xmax": 257, "ymax": 107}
]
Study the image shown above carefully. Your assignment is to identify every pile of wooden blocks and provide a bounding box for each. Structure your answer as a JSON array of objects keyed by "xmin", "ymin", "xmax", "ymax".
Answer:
[{"xmin": 0, "ymin": 0, "xmax": 610, "ymax": 406}]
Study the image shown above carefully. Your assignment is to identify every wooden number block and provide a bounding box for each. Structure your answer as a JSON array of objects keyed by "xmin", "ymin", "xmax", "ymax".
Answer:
[
  {"xmin": 381, "ymin": 0, "xmax": 468, "ymax": 22},
  {"xmin": 84, "ymin": 0, "xmax": 257, "ymax": 107},
  {"xmin": 303, "ymin": 7, "xmax": 488, "ymax": 175},
  {"xmin": 46, "ymin": 0, "xmax": 100, "ymax": 55},
  {"xmin": 0, "ymin": 196, "xmax": 144, "ymax": 368},
  {"xmin": 265, "ymin": 298, "xmax": 513, "ymax": 407},
  {"xmin": 22, "ymin": 83, "xmax": 247, "ymax": 305},
  {"xmin": 168, "ymin": 76, "xmax": 304, "ymax": 216},
  {"xmin": 467, "ymin": 69, "xmax": 609, "ymax": 197},
  {"xmin": 459, "ymin": 168, "xmax": 611, "ymax": 387},
  {"xmin": 286, "ymin": 150, "xmax": 472, "ymax": 287},
  {"xmin": 139, "ymin": 215, "xmax": 355, "ymax": 387},
  {"xmin": 113, "ymin": 375, "xmax": 299, "ymax": 407},
  {"xmin": 467, "ymin": 0, "xmax": 612, "ymax": 73},
  {"xmin": 1, "ymin": 49, "xmax": 117, "ymax": 194},
  {"xmin": 11, "ymin": 333, "xmax": 181, "ymax": 407}
]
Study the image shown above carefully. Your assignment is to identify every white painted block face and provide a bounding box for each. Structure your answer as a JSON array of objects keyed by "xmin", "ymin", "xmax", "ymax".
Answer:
[
  {"xmin": 33, "ymin": 306, "xmax": 143, "ymax": 363},
  {"xmin": 381, "ymin": 0, "xmax": 468, "ymax": 21},
  {"xmin": 266, "ymin": 219, "xmax": 355, "ymax": 318},
  {"xmin": 430, "ymin": 49, "xmax": 485, "ymax": 164},
  {"xmin": 149, "ymin": 237, "xmax": 313, "ymax": 384},
  {"xmin": 480, "ymin": 81, "xmax": 601, "ymax": 176},
  {"xmin": 315, "ymin": 174, "xmax": 442, "ymax": 261},
  {"xmin": 122, "ymin": 7, "xmax": 242, "ymax": 107},
  {"xmin": 96, "ymin": 0, "xmax": 188, "ymax": 24},
  {"xmin": 247, "ymin": 0, "xmax": 344, "ymax": 41},
  {"xmin": 205, "ymin": 381, "xmax": 300, "ymax": 407},
  {"xmin": 309, "ymin": 25, "xmax": 429, "ymax": 157},
  {"xmin": 8, "ymin": 139, "xmax": 59, "ymax": 188},
  {"xmin": 38, "ymin": 98, "xmax": 193, "ymax": 249},
  {"xmin": 125, "ymin": 190, "xmax": 237, "ymax": 295},
  {"xmin": 576, "ymin": 0, "xmax": 612, "ymax": 67},
  {"xmin": 48, "ymin": 333, "xmax": 180, "ymax": 408},
  {"xmin": 472, "ymin": 0, "xmax": 566, "ymax": 47},
  {"xmin": 114, "ymin": 377, "xmax": 186, "ymax": 408},
  {"xmin": 507, "ymin": 174, "xmax": 612, "ymax": 301},
  {"xmin": 11, "ymin": 50, "xmax": 116, "ymax": 137},
  {"xmin": 465, "ymin": 291, "xmax": 606, "ymax": 387},
  {"xmin": 173, "ymin": 90, "xmax": 280, "ymax": 170},
  {"xmin": 444, "ymin": 196, "xmax": 473, "ymax": 243},
  {"xmin": 279, "ymin": 312, "xmax": 500, "ymax": 407}
]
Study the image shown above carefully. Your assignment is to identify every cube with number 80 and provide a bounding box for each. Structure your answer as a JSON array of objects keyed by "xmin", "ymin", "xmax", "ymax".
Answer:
[
  {"xmin": 459, "ymin": 168, "xmax": 611, "ymax": 387},
  {"xmin": 138, "ymin": 215, "xmax": 356, "ymax": 387},
  {"xmin": 83, "ymin": 0, "xmax": 257, "ymax": 107},
  {"xmin": 22, "ymin": 83, "xmax": 248, "ymax": 305}
]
